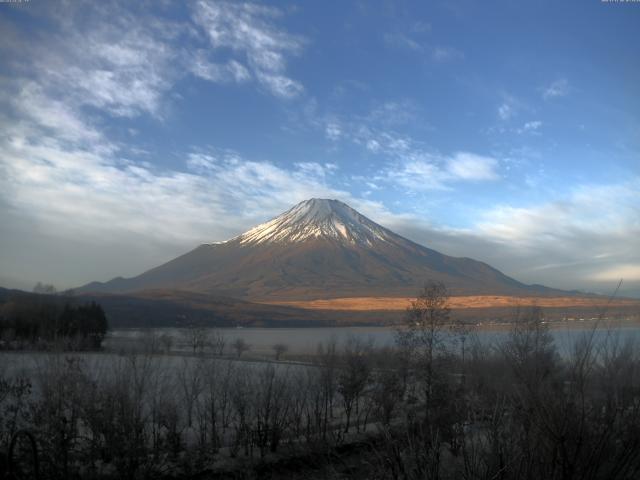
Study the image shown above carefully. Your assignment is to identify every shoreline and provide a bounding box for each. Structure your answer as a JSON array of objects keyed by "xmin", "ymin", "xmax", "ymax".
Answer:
[
  {"xmin": 106, "ymin": 317, "xmax": 640, "ymax": 333},
  {"xmin": 460, "ymin": 317, "xmax": 640, "ymax": 333}
]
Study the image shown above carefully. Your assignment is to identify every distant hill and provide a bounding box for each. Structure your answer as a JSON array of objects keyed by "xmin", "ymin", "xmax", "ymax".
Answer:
[
  {"xmin": 78, "ymin": 289, "xmax": 341, "ymax": 328},
  {"xmin": 0, "ymin": 286, "xmax": 344, "ymax": 328}
]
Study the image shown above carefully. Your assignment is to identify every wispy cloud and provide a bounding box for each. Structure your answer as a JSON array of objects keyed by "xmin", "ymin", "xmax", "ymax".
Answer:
[
  {"xmin": 383, "ymin": 32, "xmax": 422, "ymax": 51},
  {"xmin": 431, "ymin": 45, "xmax": 464, "ymax": 62},
  {"xmin": 325, "ymin": 122, "xmax": 342, "ymax": 141},
  {"xmin": 498, "ymin": 101, "xmax": 515, "ymax": 120},
  {"xmin": 384, "ymin": 151, "xmax": 500, "ymax": 191},
  {"xmin": 384, "ymin": 179, "xmax": 640, "ymax": 294},
  {"xmin": 10, "ymin": 82, "xmax": 106, "ymax": 145},
  {"xmin": 383, "ymin": 29, "xmax": 462, "ymax": 62},
  {"xmin": 542, "ymin": 78, "xmax": 570, "ymax": 100},
  {"xmin": 496, "ymin": 93, "xmax": 534, "ymax": 122},
  {"xmin": 476, "ymin": 181, "xmax": 640, "ymax": 248},
  {"xmin": 516, "ymin": 120, "xmax": 543, "ymax": 135},
  {"xmin": 446, "ymin": 153, "xmax": 499, "ymax": 180},
  {"xmin": 193, "ymin": 1, "xmax": 304, "ymax": 98},
  {"xmin": 367, "ymin": 100, "xmax": 419, "ymax": 126},
  {"xmin": 25, "ymin": 5, "xmax": 180, "ymax": 119},
  {"xmin": 189, "ymin": 53, "xmax": 252, "ymax": 83},
  {"xmin": 10, "ymin": 1, "xmax": 305, "ymax": 125},
  {"xmin": 590, "ymin": 265, "xmax": 640, "ymax": 282},
  {"xmin": 0, "ymin": 125, "xmax": 346, "ymax": 248},
  {"xmin": 316, "ymin": 102, "xmax": 499, "ymax": 191}
]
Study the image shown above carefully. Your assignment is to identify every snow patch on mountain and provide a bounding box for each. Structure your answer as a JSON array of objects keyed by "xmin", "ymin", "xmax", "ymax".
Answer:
[{"xmin": 217, "ymin": 199, "xmax": 396, "ymax": 246}]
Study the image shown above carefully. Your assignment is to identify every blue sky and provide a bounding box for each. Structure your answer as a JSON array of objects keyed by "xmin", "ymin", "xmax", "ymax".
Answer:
[{"xmin": 0, "ymin": 0, "xmax": 638, "ymax": 296}]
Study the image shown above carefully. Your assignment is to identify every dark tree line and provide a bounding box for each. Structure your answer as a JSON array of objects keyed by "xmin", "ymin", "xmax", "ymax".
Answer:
[{"xmin": 0, "ymin": 293, "xmax": 108, "ymax": 350}]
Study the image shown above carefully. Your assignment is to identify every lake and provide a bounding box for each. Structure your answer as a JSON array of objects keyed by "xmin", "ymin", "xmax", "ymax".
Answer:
[{"xmin": 106, "ymin": 323, "xmax": 640, "ymax": 356}]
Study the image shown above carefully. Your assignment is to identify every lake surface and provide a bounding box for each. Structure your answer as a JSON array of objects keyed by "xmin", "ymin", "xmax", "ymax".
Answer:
[
  {"xmin": 106, "ymin": 324, "xmax": 640, "ymax": 356},
  {"xmin": 3, "ymin": 325, "xmax": 638, "ymax": 381}
]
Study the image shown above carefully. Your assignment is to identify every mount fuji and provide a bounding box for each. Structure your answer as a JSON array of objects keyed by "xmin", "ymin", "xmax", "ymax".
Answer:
[{"xmin": 80, "ymin": 198, "xmax": 561, "ymax": 300}]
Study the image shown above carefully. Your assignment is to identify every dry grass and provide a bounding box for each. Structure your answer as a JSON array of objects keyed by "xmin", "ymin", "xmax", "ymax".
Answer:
[{"xmin": 260, "ymin": 295, "xmax": 640, "ymax": 311}]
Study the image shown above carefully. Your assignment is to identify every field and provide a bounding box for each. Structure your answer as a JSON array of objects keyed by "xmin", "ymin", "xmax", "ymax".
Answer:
[{"xmin": 262, "ymin": 294, "xmax": 640, "ymax": 311}]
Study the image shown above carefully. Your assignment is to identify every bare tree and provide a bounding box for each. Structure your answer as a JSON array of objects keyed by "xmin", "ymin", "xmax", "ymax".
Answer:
[
  {"xmin": 182, "ymin": 325, "xmax": 208, "ymax": 355},
  {"xmin": 315, "ymin": 339, "xmax": 339, "ymax": 440},
  {"xmin": 397, "ymin": 281, "xmax": 452, "ymax": 417},
  {"xmin": 178, "ymin": 358, "xmax": 203, "ymax": 428},
  {"xmin": 252, "ymin": 364, "xmax": 292, "ymax": 456},
  {"xmin": 199, "ymin": 359, "xmax": 234, "ymax": 453},
  {"xmin": 211, "ymin": 330, "xmax": 226, "ymax": 356},
  {"xmin": 229, "ymin": 366, "xmax": 252, "ymax": 457},
  {"xmin": 272, "ymin": 343, "xmax": 289, "ymax": 361},
  {"xmin": 140, "ymin": 330, "xmax": 160, "ymax": 354},
  {"xmin": 371, "ymin": 351, "xmax": 405, "ymax": 425},
  {"xmin": 288, "ymin": 369, "xmax": 310, "ymax": 438},
  {"xmin": 502, "ymin": 305, "xmax": 557, "ymax": 390},
  {"xmin": 232, "ymin": 338, "xmax": 250, "ymax": 358},
  {"xmin": 159, "ymin": 332, "xmax": 173, "ymax": 354},
  {"xmin": 338, "ymin": 336, "xmax": 372, "ymax": 432}
]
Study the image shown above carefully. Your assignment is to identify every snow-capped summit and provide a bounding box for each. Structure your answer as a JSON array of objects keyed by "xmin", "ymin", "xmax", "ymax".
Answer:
[{"xmin": 236, "ymin": 198, "xmax": 393, "ymax": 246}]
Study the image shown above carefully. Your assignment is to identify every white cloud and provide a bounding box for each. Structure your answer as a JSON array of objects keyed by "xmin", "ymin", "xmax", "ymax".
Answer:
[
  {"xmin": 496, "ymin": 94, "xmax": 526, "ymax": 121},
  {"xmin": 8, "ymin": 1, "xmax": 305, "ymax": 127},
  {"xmin": 383, "ymin": 151, "xmax": 500, "ymax": 192},
  {"xmin": 388, "ymin": 159, "xmax": 450, "ymax": 191},
  {"xmin": 446, "ymin": 152, "xmax": 499, "ymax": 180},
  {"xmin": 10, "ymin": 82, "xmax": 105, "ymax": 146},
  {"xmin": 41, "ymin": 10, "xmax": 179, "ymax": 118},
  {"xmin": 516, "ymin": 120, "xmax": 543, "ymax": 135},
  {"xmin": 189, "ymin": 53, "xmax": 252, "ymax": 83},
  {"xmin": 256, "ymin": 72, "xmax": 304, "ymax": 98},
  {"xmin": 325, "ymin": 122, "xmax": 342, "ymax": 141},
  {"xmin": 380, "ymin": 179, "xmax": 640, "ymax": 295},
  {"xmin": 542, "ymin": 78, "xmax": 569, "ymax": 100},
  {"xmin": 366, "ymin": 139, "xmax": 381, "ymax": 152},
  {"xmin": 186, "ymin": 152, "xmax": 220, "ymax": 172},
  {"xmin": 591, "ymin": 265, "xmax": 640, "ymax": 282},
  {"xmin": 323, "ymin": 117, "xmax": 413, "ymax": 158},
  {"xmin": 316, "ymin": 106, "xmax": 501, "ymax": 191},
  {"xmin": 193, "ymin": 0, "xmax": 304, "ymax": 98},
  {"xmin": 476, "ymin": 181, "xmax": 640, "ymax": 247},
  {"xmin": 498, "ymin": 102, "xmax": 514, "ymax": 120},
  {"xmin": 465, "ymin": 180, "xmax": 640, "ymax": 294},
  {"xmin": 294, "ymin": 162, "xmax": 338, "ymax": 178},
  {"xmin": 0, "ymin": 128, "xmax": 349, "ymax": 249}
]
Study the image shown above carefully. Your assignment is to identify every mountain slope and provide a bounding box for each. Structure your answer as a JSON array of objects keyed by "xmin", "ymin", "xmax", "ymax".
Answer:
[{"xmin": 80, "ymin": 198, "xmax": 565, "ymax": 300}]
